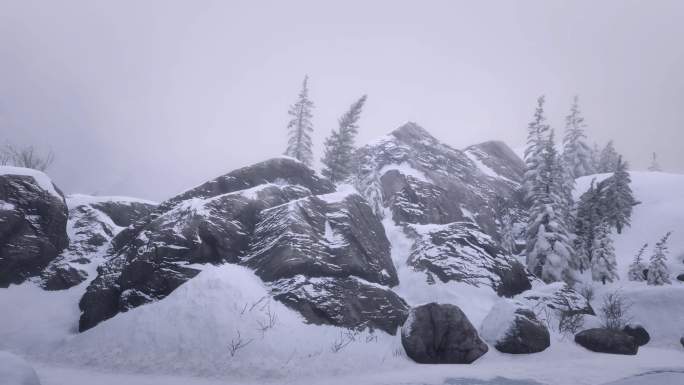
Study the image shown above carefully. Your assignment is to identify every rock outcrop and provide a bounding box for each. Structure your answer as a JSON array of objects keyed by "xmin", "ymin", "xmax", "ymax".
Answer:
[
  {"xmin": 79, "ymin": 158, "xmax": 406, "ymax": 333},
  {"xmin": 0, "ymin": 167, "xmax": 68, "ymax": 288},
  {"xmin": 354, "ymin": 123, "xmax": 531, "ymax": 295},
  {"xmin": 401, "ymin": 303, "xmax": 488, "ymax": 364}
]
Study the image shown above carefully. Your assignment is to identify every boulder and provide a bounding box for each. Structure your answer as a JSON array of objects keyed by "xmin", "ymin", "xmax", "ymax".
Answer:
[
  {"xmin": 680, "ymin": 336, "xmax": 684, "ymax": 348},
  {"xmin": 622, "ymin": 324, "xmax": 650, "ymax": 346},
  {"xmin": 574, "ymin": 328, "xmax": 638, "ymax": 355},
  {"xmin": 401, "ymin": 303, "xmax": 488, "ymax": 364},
  {"xmin": 481, "ymin": 300, "xmax": 550, "ymax": 354},
  {"xmin": 0, "ymin": 167, "xmax": 68, "ymax": 287},
  {"xmin": 676, "ymin": 273, "xmax": 684, "ymax": 282}
]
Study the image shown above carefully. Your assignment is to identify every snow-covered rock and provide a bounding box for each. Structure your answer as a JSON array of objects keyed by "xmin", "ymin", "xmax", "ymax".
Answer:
[
  {"xmin": 407, "ymin": 222, "xmax": 531, "ymax": 297},
  {"xmin": 0, "ymin": 351, "xmax": 40, "ymax": 385},
  {"xmin": 520, "ymin": 282, "xmax": 594, "ymax": 316},
  {"xmin": 401, "ymin": 302, "xmax": 488, "ymax": 364},
  {"xmin": 0, "ymin": 167, "xmax": 68, "ymax": 288},
  {"xmin": 480, "ymin": 300, "xmax": 550, "ymax": 354}
]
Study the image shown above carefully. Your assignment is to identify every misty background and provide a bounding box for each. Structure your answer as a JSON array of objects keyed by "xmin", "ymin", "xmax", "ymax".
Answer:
[{"xmin": 1, "ymin": 0, "xmax": 682, "ymax": 201}]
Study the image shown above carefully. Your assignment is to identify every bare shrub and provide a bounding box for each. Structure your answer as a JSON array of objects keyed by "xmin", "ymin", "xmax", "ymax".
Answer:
[
  {"xmin": 600, "ymin": 291, "xmax": 632, "ymax": 330},
  {"xmin": 1, "ymin": 144, "xmax": 54, "ymax": 171},
  {"xmin": 578, "ymin": 284, "xmax": 595, "ymax": 303},
  {"xmin": 256, "ymin": 302, "xmax": 278, "ymax": 336},
  {"xmin": 228, "ymin": 330, "xmax": 254, "ymax": 357},
  {"xmin": 330, "ymin": 330, "xmax": 358, "ymax": 353}
]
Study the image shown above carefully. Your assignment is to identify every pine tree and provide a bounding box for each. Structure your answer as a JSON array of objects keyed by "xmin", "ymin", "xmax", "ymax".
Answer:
[
  {"xmin": 525, "ymin": 127, "xmax": 575, "ymax": 283},
  {"xmin": 647, "ymin": 232, "xmax": 672, "ymax": 285},
  {"xmin": 627, "ymin": 243, "xmax": 648, "ymax": 281},
  {"xmin": 590, "ymin": 220, "xmax": 618, "ymax": 284},
  {"xmin": 321, "ymin": 95, "xmax": 367, "ymax": 183},
  {"xmin": 648, "ymin": 152, "xmax": 662, "ymax": 172},
  {"xmin": 603, "ymin": 156, "xmax": 636, "ymax": 234},
  {"xmin": 573, "ymin": 179, "xmax": 605, "ymax": 273},
  {"xmin": 562, "ymin": 96, "xmax": 594, "ymax": 178},
  {"xmin": 285, "ymin": 75, "xmax": 315, "ymax": 166},
  {"xmin": 590, "ymin": 143, "xmax": 602, "ymax": 174},
  {"xmin": 523, "ymin": 96, "xmax": 550, "ymax": 205},
  {"xmin": 598, "ymin": 141, "xmax": 619, "ymax": 173}
]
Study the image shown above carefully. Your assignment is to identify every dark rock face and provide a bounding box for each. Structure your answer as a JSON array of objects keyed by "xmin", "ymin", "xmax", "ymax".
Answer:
[
  {"xmin": 354, "ymin": 123, "xmax": 532, "ymax": 296},
  {"xmin": 401, "ymin": 303, "xmax": 488, "ymax": 364},
  {"xmin": 79, "ymin": 158, "xmax": 405, "ymax": 333},
  {"xmin": 272, "ymin": 276, "xmax": 408, "ymax": 334},
  {"xmin": 575, "ymin": 328, "xmax": 638, "ymax": 355},
  {"xmin": 40, "ymin": 196, "xmax": 156, "ymax": 291},
  {"xmin": 622, "ymin": 324, "xmax": 650, "ymax": 346},
  {"xmin": 676, "ymin": 273, "xmax": 684, "ymax": 282},
  {"xmin": 0, "ymin": 170, "xmax": 68, "ymax": 287}
]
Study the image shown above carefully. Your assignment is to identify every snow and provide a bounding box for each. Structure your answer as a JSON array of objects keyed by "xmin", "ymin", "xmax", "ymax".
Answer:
[
  {"xmin": 479, "ymin": 299, "xmax": 519, "ymax": 344},
  {"xmin": 465, "ymin": 149, "xmax": 517, "ymax": 184},
  {"xmin": 0, "ymin": 351, "xmax": 41, "ymax": 385},
  {"xmin": 378, "ymin": 162, "xmax": 430, "ymax": 183},
  {"xmin": 66, "ymin": 194, "xmax": 157, "ymax": 209},
  {"xmin": 0, "ymin": 166, "xmax": 62, "ymax": 200}
]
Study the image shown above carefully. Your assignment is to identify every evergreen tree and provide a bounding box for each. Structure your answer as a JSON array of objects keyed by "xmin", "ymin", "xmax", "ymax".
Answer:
[
  {"xmin": 573, "ymin": 179, "xmax": 605, "ymax": 273},
  {"xmin": 590, "ymin": 143, "xmax": 602, "ymax": 174},
  {"xmin": 647, "ymin": 232, "xmax": 672, "ymax": 285},
  {"xmin": 321, "ymin": 95, "xmax": 367, "ymax": 183},
  {"xmin": 523, "ymin": 96, "xmax": 550, "ymax": 205},
  {"xmin": 285, "ymin": 75, "xmax": 315, "ymax": 166},
  {"xmin": 525, "ymin": 127, "xmax": 575, "ymax": 283},
  {"xmin": 648, "ymin": 152, "xmax": 662, "ymax": 172},
  {"xmin": 590, "ymin": 220, "xmax": 618, "ymax": 284},
  {"xmin": 562, "ymin": 96, "xmax": 594, "ymax": 178},
  {"xmin": 627, "ymin": 243, "xmax": 649, "ymax": 282},
  {"xmin": 598, "ymin": 141, "xmax": 619, "ymax": 173},
  {"xmin": 603, "ymin": 157, "xmax": 637, "ymax": 234}
]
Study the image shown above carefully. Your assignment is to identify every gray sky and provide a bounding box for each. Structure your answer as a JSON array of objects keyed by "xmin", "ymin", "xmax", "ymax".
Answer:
[{"xmin": 1, "ymin": 0, "xmax": 682, "ymax": 201}]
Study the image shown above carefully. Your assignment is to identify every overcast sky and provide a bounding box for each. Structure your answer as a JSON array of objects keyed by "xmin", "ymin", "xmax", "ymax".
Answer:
[{"xmin": 1, "ymin": 0, "xmax": 682, "ymax": 201}]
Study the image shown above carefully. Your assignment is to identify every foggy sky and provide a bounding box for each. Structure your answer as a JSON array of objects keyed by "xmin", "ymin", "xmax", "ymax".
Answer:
[{"xmin": 1, "ymin": 0, "xmax": 683, "ymax": 201}]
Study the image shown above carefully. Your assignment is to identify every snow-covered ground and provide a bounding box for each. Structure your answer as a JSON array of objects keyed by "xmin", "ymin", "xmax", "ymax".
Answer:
[{"xmin": 1, "ymin": 171, "xmax": 683, "ymax": 385}]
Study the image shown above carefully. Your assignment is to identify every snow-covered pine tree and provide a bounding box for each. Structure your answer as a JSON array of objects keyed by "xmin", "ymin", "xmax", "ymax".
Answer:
[
  {"xmin": 493, "ymin": 196, "xmax": 517, "ymax": 254},
  {"xmin": 648, "ymin": 152, "xmax": 662, "ymax": 172},
  {"xmin": 590, "ymin": 220, "xmax": 618, "ymax": 284},
  {"xmin": 603, "ymin": 156, "xmax": 636, "ymax": 234},
  {"xmin": 525, "ymin": 127, "xmax": 575, "ymax": 283},
  {"xmin": 627, "ymin": 243, "xmax": 649, "ymax": 281},
  {"xmin": 285, "ymin": 75, "xmax": 315, "ymax": 166},
  {"xmin": 590, "ymin": 143, "xmax": 602, "ymax": 174},
  {"xmin": 321, "ymin": 95, "xmax": 367, "ymax": 183},
  {"xmin": 523, "ymin": 96, "xmax": 550, "ymax": 205},
  {"xmin": 598, "ymin": 141, "xmax": 620, "ymax": 173},
  {"xmin": 647, "ymin": 232, "xmax": 672, "ymax": 285},
  {"xmin": 562, "ymin": 96, "xmax": 594, "ymax": 178}
]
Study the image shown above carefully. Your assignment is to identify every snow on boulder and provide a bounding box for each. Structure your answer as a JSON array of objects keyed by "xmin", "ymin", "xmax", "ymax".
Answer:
[
  {"xmin": 40, "ymin": 195, "xmax": 157, "ymax": 290},
  {"xmin": 575, "ymin": 328, "xmax": 639, "ymax": 355},
  {"xmin": 480, "ymin": 299, "xmax": 550, "ymax": 354},
  {"xmin": 0, "ymin": 351, "xmax": 41, "ymax": 385},
  {"xmin": 401, "ymin": 302, "xmax": 488, "ymax": 364},
  {"xmin": 0, "ymin": 167, "xmax": 68, "ymax": 288}
]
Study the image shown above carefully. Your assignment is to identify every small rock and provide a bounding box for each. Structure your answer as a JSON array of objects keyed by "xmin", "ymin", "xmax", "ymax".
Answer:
[
  {"xmin": 401, "ymin": 303, "xmax": 488, "ymax": 364},
  {"xmin": 676, "ymin": 273, "xmax": 684, "ymax": 282},
  {"xmin": 575, "ymin": 328, "xmax": 638, "ymax": 355}
]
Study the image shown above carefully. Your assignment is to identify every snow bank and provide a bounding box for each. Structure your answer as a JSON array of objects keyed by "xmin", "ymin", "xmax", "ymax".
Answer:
[
  {"xmin": 479, "ymin": 300, "xmax": 519, "ymax": 344},
  {"xmin": 0, "ymin": 351, "xmax": 41, "ymax": 385},
  {"xmin": 0, "ymin": 166, "xmax": 62, "ymax": 200}
]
